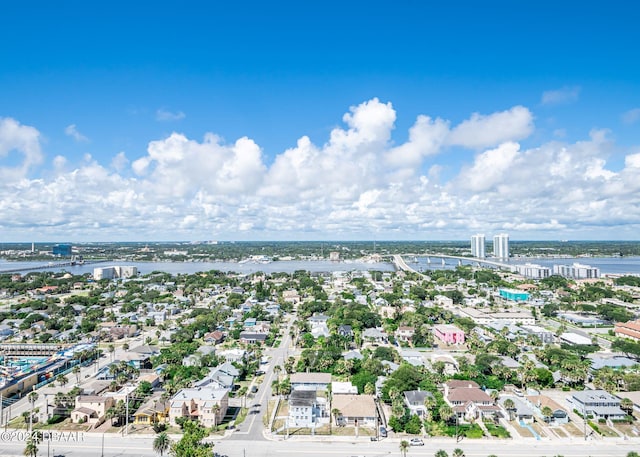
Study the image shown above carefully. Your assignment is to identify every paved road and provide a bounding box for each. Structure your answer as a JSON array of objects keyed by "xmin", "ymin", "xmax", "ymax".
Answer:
[
  {"xmin": 229, "ymin": 316, "xmax": 294, "ymax": 442},
  {"xmin": 2, "ymin": 433, "xmax": 637, "ymax": 457}
]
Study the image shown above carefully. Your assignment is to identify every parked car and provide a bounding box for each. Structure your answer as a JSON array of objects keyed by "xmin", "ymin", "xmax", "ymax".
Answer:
[
  {"xmin": 379, "ymin": 426, "xmax": 387, "ymax": 437},
  {"xmin": 410, "ymin": 438, "xmax": 424, "ymax": 446},
  {"xmin": 250, "ymin": 385, "xmax": 258, "ymax": 393}
]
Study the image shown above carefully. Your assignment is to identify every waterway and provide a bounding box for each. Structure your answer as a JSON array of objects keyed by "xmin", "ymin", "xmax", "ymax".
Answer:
[
  {"xmin": 2, "ymin": 256, "xmax": 640, "ymax": 276},
  {"xmin": 0, "ymin": 259, "xmax": 395, "ymax": 275}
]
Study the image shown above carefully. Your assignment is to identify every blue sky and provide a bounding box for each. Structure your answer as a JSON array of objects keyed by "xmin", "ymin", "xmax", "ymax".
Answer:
[{"xmin": 1, "ymin": 1, "xmax": 640, "ymax": 241}]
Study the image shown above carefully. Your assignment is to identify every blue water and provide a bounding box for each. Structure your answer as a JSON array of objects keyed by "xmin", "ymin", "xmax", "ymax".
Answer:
[
  {"xmin": 2, "ymin": 256, "xmax": 640, "ymax": 275},
  {"xmin": 0, "ymin": 259, "xmax": 395, "ymax": 275}
]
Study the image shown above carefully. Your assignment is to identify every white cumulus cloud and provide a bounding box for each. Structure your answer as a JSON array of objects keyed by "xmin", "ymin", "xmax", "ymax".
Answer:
[
  {"xmin": 2, "ymin": 99, "xmax": 640, "ymax": 241},
  {"xmin": 0, "ymin": 117, "xmax": 43, "ymax": 182},
  {"xmin": 447, "ymin": 106, "xmax": 534, "ymax": 149}
]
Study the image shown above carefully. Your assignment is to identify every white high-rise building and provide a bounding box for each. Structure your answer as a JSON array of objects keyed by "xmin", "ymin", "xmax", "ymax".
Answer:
[
  {"xmin": 470, "ymin": 234, "xmax": 486, "ymax": 258},
  {"xmin": 515, "ymin": 263, "xmax": 550, "ymax": 279},
  {"xmin": 552, "ymin": 263, "xmax": 600, "ymax": 279},
  {"xmin": 493, "ymin": 233, "xmax": 509, "ymax": 260}
]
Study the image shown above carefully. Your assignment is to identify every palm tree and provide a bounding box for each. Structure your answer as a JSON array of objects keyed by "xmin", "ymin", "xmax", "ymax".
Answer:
[
  {"xmin": 238, "ymin": 386, "xmax": 248, "ymax": 408},
  {"xmin": 503, "ymin": 398, "xmax": 515, "ymax": 421},
  {"xmin": 212, "ymin": 404, "xmax": 221, "ymax": 428},
  {"xmin": 399, "ymin": 439, "xmax": 410, "ymax": 457},
  {"xmin": 23, "ymin": 436, "xmax": 38, "ymax": 457},
  {"xmin": 620, "ymin": 398, "xmax": 634, "ymax": 415},
  {"xmin": 27, "ymin": 391, "xmax": 38, "ymax": 432},
  {"xmin": 56, "ymin": 374, "xmax": 68, "ymax": 387},
  {"xmin": 332, "ymin": 408, "xmax": 342, "ymax": 426},
  {"xmin": 73, "ymin": 365, "xmax": 81, "ymax": 384},
  {"xmin": 541, "ymin": 406, "xmax": 553, "ymax": 424},
  {"xmin": 108, "ymin": 344, "xmax": 115, "ymax": 361},
  {"xmin": 153, "ymin": 431, "xmax": 171, "ymax": 456},
  {"xmin": 452, "ymin": 449, "xmax": 465, "ymax": 457},
  {"xmin": 438, "ymin": 404, "xmax": 454, "ymax": 424},
  {"xmin": 434, "ymin": 450, "xmax": 448, "ymax": 457},
  {"xmin": 392, "ymin": 399, "xmax": 405, "ymax": 417}
]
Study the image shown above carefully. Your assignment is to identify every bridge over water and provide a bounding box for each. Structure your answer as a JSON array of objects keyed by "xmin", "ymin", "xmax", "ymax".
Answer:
[
  {"xmin": 392, "ymin": 254, "xmax": 514, "ymax": 274},
  {"xmin": 0, "ymin": 259, "xmax": 108, "ymax": 274}
]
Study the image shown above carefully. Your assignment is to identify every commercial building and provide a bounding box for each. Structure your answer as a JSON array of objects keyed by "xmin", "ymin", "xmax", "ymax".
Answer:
[
  {"xmin": 498, "ymin": 288, "xmax": 530, "ymax": 302},
  {"xmin": 52, "ymin": 243, "xmax": 72, "ymax": 256},
  {"xmin": 470, "ymin": 234, "xmax": 486, "ymax": 259},
  {"xmin": 552, "ymin": 263, "xmax": 600, "ymax": 279},
  {"xmin": 493, "ymin": 233, "xmax": 509, "ymax": 260}
]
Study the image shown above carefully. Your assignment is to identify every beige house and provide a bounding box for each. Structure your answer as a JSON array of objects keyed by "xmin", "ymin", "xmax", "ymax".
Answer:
[
  {"xmin": 331, "ymin": 394, "xmax": 378, "ymax": 427},
  {"xmin": 71, "ymin": 395, "xmax": 115, "ymax": 425},
  {"xmin": 169, "ymin": 387, "xmax": 229, "ymax": 427}
]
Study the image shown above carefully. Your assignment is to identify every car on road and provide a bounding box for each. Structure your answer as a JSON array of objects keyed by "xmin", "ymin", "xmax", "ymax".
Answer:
[
  {"xmin": 255, "ymin": 370, "xmax": 266, "ymax": 376},
  {"xmin": 250, "ymin": 385, "xmax": 258, "ymax": 393},
  {"xmin": 379, "ymin": 426, "xmax": 387, "ymax": 437},
  {"xmin": 410, "ymin": 438, "xmax": 424, "ymax": 446}
]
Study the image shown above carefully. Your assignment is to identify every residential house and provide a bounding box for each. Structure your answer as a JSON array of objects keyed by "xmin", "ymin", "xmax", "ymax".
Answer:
[
  {"xmin": 287, "ymin": 390, "xmax": 328, "ymax": 427},
  {"xmin": 217, "ymin": 348, "xmax": 246, "ymax": 363},
  {"xmin": 239, "ymin": 332, "xmax": 268, "ymax": 344},
  {"xmin": 395, "ymin": 326, "xmax": 415, "ymax": 344},
  {"xmin": 404, "ymin": 390, "xmax": 435, "ymax": 418},
  {"xmin": 524, "ymin": 395, "xmax": 569, "ymax": 425},
  {"xmin": 498, "ymin": 396, "xmax": 534, "ymax": 424},
  {"xmin": 309, "ymin": 314, "xmax": 330, "ymax": 339},
  {"xmin": 282, "ymin": 289, "xmax": 301, "ymax": 304},
  {"xmin": 443, "ymin": 380, "xmax": 499, "ymax": 421},
  {"xmin": 430, "ymin": 354, "xmax": 459, "ymax": 375},
  {"xmin": 614, "ymin": 320, "xmax": 640, "ymax": 342},
  {"xmin": 400, "ymin": 349, "xmax": 424, "ymax": 367},
  {"xmin": 332, "ymin": 381, "xmax": 358, "ymax": 395},
  {"xmin": 570, "ymin": 389, "xmax": 627, "ymax": 420},
  {"xmin": 337, "ymin": 325, "xmax": 353, "ymax": 339},
  {"xmin": 194, "ymin": 362, "xmax": 239, "ymax": 390},
  {"xmin": 183, "ymin": 354, "xmax": 201, "ymax": 367},
  {"xmin": 433, "ymin": 324, "xmax": 465, "ymax": 346},
  {"xmin": 133, "ymin": 397, "xmax": 170, "ymax": 425},
  {"xmin": 331, "ymin": 394, "xmax": 378, "ymax": 427},
  {"xmin": 169, "ymin": 387, "xmax": 229, "ymax": 427},
  {"xmin": 71, "ymin": 395, "xmax": 115, "ymax": 425},
  {"xmin": 290, "ymin": 372, "xmax": 331, "ymax": 391},
  {"xmin": 362, "ymin": 327, "xmax": 388, "ymax": 344},
  {"xmin": 342, "ymin": 350, "xmax": 364, "ymax": 361}
]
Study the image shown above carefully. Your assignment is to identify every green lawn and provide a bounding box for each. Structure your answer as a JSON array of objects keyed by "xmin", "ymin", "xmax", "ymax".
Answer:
[{"xmin": 485, "ymin": 423, "xmax": 511, "ymax": 438}]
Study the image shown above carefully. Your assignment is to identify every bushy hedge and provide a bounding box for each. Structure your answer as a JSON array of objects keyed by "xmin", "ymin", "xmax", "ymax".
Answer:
[{"xmin": 47, "ymin": 415, "xmax": 65, "ymax": 425}]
